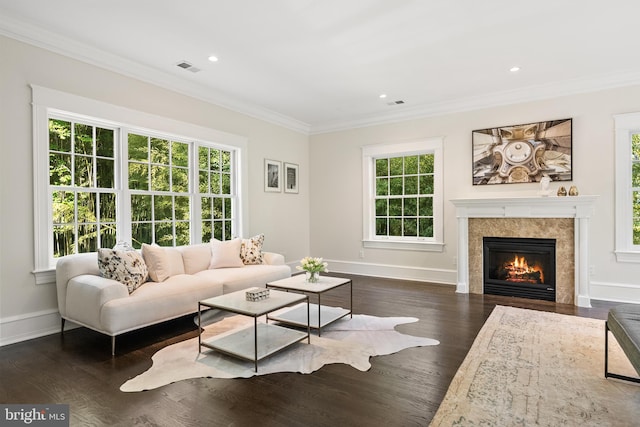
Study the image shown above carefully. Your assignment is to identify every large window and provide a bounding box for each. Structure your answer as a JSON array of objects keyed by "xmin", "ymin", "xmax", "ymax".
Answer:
[
  {"xmin": 32, "ymin": 85, "xmax": 247, "ymax": 280},
  {"xmin": 362, "ymin": 138, "xmax": 444, "ymax": 251},
  {"xmin": 47, "ymin": 116, "xmax": 238, "ymax": 255},
  {"xmin": 614, "ymin": 112, "xmax": 640, "ymax": 262}
]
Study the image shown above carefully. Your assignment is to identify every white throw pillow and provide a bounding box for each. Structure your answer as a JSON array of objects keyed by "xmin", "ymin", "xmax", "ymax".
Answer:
[
  {"xmin": 209, "ymin": 238, "xmax": 244, "ymax": 269},
  {"xmin": 240, "ymin": 233, "xmax": 265, "ymax": 265},
  {"xmin": 112, "ymin": 240, "xmax": 135, "ymax": 252},
  {"xmin": 142, "ymin": 243, "xmax": 172, "ymax": 282},
  {"xmin": 98, "ymin": 248, "xmax": 148, "ymax": 294}
]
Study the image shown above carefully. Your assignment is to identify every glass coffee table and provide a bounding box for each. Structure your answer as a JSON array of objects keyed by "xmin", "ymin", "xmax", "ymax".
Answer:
[
  {"xmin": 266, "ymin": 274, "xmax": 352, "ymax": 336},
  {"xmin": 198, "ymin": 288, "xmax": 310, "ymax": 372}
]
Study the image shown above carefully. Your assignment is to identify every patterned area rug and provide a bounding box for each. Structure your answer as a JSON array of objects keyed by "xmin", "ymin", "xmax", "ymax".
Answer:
[
  {"xmin": 430, "ymin": 305, "xmax": 640, "ymax": 426},
  {"xmin": 121, "ymin": 307, "xmax": 438, "ymax": 392}
]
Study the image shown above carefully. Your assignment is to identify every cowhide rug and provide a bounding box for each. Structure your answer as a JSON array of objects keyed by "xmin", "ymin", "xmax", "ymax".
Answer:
[{"xmin": 121, "ymin": 306, "xmax": 438, "ymax": 392}]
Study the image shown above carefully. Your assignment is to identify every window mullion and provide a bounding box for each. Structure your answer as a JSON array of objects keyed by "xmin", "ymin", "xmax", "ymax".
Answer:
[
  {"xmin": 190, "ymin": 142, "xmax": 202, "ymax": 244},
  {"xmin": 116, "ymin": 128, "xmax": 130, "ymax": 244}
]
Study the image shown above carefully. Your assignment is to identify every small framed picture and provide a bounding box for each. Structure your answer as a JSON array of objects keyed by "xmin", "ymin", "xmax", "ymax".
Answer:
[
  {"xmin": 264, "ymin": 159, "xmax": 281, "ymax": 192},
  {"xmin": 284, "ymin": 162, "xmax": 299, "ymax": 193}
]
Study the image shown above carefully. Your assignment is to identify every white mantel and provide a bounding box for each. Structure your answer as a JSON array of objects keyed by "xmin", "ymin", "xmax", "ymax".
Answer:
[{"xmin": 451, "ymin": 195, "xmax": 598, "ymax": 307}]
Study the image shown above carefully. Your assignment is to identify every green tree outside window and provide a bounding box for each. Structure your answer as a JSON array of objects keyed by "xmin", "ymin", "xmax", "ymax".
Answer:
[
  {"xmin": 49, "ymin": 116, "xmax": 237, "ymax": 258},
  {"xmin": 49, "ymin": 118, "xmax": 116, "ymax": 257},
  {"xmin": 374, "ymin": 154, "xmax": 435, "ymax": 238}
]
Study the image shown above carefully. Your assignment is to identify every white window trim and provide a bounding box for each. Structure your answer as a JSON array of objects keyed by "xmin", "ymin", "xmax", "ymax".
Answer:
[
  {"xmin": 361, "ymin": 137, "xmax": 444, "ymax": 252},
  {"xmin": 31, "ymin": 85, "xmax": 249, "ymax": 282},
  {"xmin": 613, "ymin": 111, "xmax": 640, "ymax": 263}
]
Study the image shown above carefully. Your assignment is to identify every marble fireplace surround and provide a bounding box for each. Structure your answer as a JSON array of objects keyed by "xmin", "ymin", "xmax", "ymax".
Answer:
[{"xmin": 451, "ymin": 196, "xmax": 598, "ymax": 307}]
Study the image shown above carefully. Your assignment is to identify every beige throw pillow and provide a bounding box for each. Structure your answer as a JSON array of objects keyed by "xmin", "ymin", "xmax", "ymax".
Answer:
[
  {"xmin": 180, "ymin": 244, "xmax": 212, "ymax": 274},
  {"xmin": 240, "ymin": 234, "xmax": 265, "ymax": 265},
  {"xmin": 98, "ymin": 248, "xmax": 148, "ymax": 294},
  {"xmin": 142, "ymin": 243, "xmax": 172, "ymax": 282},
  {"xmin": 209, "ymin": 238, "xmax": 244, "ymax": 269}
]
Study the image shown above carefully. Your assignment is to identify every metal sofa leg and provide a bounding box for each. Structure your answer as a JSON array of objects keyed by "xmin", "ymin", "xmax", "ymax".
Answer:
[
  {"xmin": 111, "ymin": 336, "xmax": 116, "ymax": 356},
  {"xmin": 61, "ymin": 318, "xmax": 66, "ymax": 335}
]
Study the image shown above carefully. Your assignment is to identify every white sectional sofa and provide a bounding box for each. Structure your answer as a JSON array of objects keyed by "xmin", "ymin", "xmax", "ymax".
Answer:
[{"xmin": 55, "ymin": 240, "xmax": 291, "ymax": 354}]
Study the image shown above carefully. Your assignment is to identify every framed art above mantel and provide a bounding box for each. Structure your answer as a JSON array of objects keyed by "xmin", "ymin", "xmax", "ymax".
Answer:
[{"xmin": 472, "ymin": 118, "xmax": 572, "ymax": 185}]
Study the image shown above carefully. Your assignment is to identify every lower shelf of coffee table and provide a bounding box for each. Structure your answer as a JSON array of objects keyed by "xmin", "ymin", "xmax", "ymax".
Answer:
[
  {"xmin": 201, "ymin": 323, "xmax": 308, "ymax": 362},
  {"xmin": 269, "ymin": 303, "xmax": 350, "ymax": 330}
]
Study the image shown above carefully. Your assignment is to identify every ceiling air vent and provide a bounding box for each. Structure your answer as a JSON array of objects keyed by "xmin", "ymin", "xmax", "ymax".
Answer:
[
  {"xmin": 176, "ymin": 61, "xmax": 201, "ymax": 73},
  {"xmin": 387, "ymin": 100, "xmax": 405, "ymax": 106}
]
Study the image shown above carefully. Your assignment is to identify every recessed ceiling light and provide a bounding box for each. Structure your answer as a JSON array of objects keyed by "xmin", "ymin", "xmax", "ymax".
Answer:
[
  {"xmin": 379, "ymin": 94, "xmax": 387, "ymax": 99},
  {"xmin": 208, "ymin": 55, "xmax": 219, "ymax": 62},
  {"xmin": 510, "ymin": 66, "xmax": 520, "ymax": 72}
]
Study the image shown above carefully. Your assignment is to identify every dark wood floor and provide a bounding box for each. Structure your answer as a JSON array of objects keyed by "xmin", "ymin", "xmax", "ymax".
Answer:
[{"xmin": 0, "ymin": 275, "xmax": 615, "ymax": 427}]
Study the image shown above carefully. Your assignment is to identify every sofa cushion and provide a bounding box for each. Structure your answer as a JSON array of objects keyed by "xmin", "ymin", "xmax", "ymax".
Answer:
[
  {"xmin": 100, "ymin": 274, "xmax": 224, "ymax": 335},
  {"xmin": 97, "ymin": 248, "xmax": 148, "ymax": 293},
  {"xmin": 196, "ymin": 264, "xmax": 291, "ymax": 294},
  {"xmin": 209, "ymin": 238, "xmax": 244, "ymax": 269},
  {"xmin": 142, "ymin": 244, "xmax": 185, "ymax": 282},
  {"xmin": 240, "ymin": 233, "xmax": 265, "ymax": 265}
]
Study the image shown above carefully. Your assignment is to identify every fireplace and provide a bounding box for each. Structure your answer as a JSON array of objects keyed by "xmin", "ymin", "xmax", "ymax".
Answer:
[
  {"xmin": 451, "ymin": 196, "xmax": 597, "ymax": 307},
  {"xmin": 483, "ymin": 237, "xmax": 556, "ymax": 301}
]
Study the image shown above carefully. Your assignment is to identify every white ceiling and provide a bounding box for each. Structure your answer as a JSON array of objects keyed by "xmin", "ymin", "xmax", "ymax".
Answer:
[{"xmin": 2, "ymin": 0, "xmax": 640, "ymax": 134}]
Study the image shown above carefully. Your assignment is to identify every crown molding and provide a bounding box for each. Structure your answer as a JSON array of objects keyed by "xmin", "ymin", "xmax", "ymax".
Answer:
[
  {"xmin": 0, "ymin": 15, "xmax": 311, "ymax": 135},
  {"xmin": 310, "ymin": 70, "xmax": 640, "ymax": 135}
]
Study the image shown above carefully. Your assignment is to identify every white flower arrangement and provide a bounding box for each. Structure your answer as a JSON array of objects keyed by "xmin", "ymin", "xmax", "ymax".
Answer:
[{"xmin": 296, "ymin": 257, "xmax": 329, "ymax": 274}]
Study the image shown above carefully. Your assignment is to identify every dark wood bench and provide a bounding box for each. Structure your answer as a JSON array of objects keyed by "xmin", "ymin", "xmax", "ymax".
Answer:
[{"xmin": 605, "ymin": 303, "xmax": 640, "ymax": 383}]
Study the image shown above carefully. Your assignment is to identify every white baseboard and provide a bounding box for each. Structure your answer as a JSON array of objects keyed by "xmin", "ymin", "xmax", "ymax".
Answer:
[
  {"xmin": 321, "ymin": 259, "xmax": 457, "ymax": 285},
  {"xmin": 590, "ymin": 280, "xmax": 640, "ymax": 304},
  {"xmin": 0, "ymin": 308, "xmax": 77, "ymax": 347}
]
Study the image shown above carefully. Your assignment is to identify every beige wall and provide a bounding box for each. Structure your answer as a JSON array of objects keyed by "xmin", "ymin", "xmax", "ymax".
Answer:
[
  {"xmin": 0, "ymin": 36, "xmax": 310, "ymax": 343},
  {"xmin": 310, "ymin": 86, "xmax": 640, "ymax": 302}
]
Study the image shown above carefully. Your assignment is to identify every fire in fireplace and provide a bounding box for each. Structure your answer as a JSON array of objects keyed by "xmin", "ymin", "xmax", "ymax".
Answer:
[{"xmin": 483, "ymin": 237, "xmax": 556, "ymax": 301}]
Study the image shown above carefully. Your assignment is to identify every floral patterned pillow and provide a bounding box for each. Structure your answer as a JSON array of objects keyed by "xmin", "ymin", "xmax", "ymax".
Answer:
[
  {"xmin": 98, "ymin": 248, "xmax": 148, "ymax": 294},
  {"xmin": 240, "ymin": 234, "xmax": 265, "ymax": 265}
]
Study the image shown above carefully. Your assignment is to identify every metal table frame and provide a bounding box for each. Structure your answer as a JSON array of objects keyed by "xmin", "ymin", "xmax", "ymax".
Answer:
[
  {"xmin": 266, "ymin": 275, "xmax": 352, "ymax": 336},
  {"xmin": 198, "ymin": 289, "xmax": 310, "ymax": 372}
]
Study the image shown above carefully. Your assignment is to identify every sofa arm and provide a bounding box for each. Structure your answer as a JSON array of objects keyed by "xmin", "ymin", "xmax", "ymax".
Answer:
[
  {"xmin": 56, "ymin": 252, "xmax": 100, "ymax": 318},
  {"xmin": 64, "ymin": 274, "xmax": 129, "ymax": 331},
  {"xmin": 263, "ymin": 252, "xmax": 285, "ymax": 265}
]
